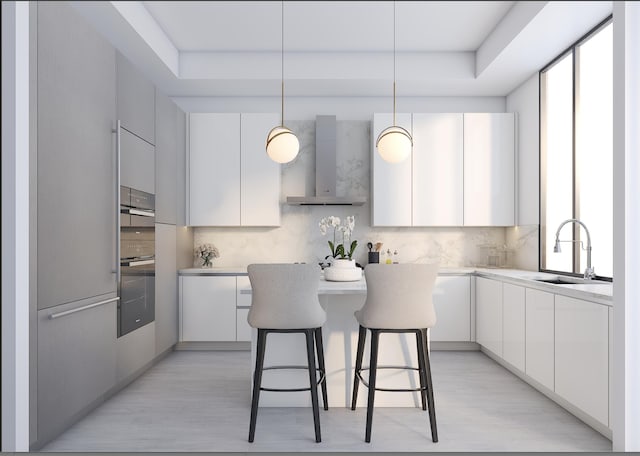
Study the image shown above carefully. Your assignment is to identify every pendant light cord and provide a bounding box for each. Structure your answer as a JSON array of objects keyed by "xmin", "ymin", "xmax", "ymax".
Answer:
[
  {"xmin": 281, "ymin": 0, "xmax": 285, "ymax": 127},
  {"xmin": 393, "ymin": 0, "xmax": 396, "ymax": 126}
]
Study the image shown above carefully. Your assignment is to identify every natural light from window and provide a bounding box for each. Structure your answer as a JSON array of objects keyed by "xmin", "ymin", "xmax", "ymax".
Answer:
[{"xmin": 540, "ymin": 20, "xmax": 612, "ymax": 279}]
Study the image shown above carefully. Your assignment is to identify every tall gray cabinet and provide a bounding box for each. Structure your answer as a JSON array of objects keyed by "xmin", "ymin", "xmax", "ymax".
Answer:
[{"xmin": 34, "ymin": 1, "xmax": 118, "ymax": 447}]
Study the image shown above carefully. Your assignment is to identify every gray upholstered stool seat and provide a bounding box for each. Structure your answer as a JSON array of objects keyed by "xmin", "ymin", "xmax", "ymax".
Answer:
[
  {"xmin": 247, "ymin": 263, "xmax": 328, "ymax": 443},
  {"xmin": 351, "ymin": 263, "xmax": 439, "ymax": 443}
]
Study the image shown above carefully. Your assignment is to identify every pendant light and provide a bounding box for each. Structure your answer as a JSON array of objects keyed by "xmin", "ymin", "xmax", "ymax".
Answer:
[
  {"xmin": 376, "ymin": 0, "xmax": 412, "ymax": 164},
  {"xmin": 266, "ymin": 0, "xmax": 299, "ymax": 164}
]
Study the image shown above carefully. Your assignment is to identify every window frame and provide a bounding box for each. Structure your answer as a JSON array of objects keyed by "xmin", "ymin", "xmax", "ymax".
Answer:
[{"xmin": 539, "ymin": 15, "xmax": 613, "ymax": 281}]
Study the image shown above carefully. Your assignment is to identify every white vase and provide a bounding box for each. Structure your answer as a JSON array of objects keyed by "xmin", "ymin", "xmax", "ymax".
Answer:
[
  {"xmin": 332, "ymin": 258, "xmax": 356, "ymax": 269},
  {"xmin": 325, "ymin": 258, "xmax": 361, "ymax": 282}
]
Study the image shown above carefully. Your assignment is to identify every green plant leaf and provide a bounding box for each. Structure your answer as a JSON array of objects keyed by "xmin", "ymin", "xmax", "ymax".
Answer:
[
  {"xmin": 348, "ymin": 240, "xmax": 358, "ymax": 259},
  {"xmin": 335, "ymin": 244, "xmax": 345, "ymax": 259},
  {"xmin": 328, "ymin": 240, "xmax": 335, "ymax": 257}
]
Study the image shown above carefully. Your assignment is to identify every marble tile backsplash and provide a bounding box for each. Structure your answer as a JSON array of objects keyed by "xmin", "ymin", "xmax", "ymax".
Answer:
[{"xmin": 194, "ymin": 120, "xmax": 530, "ymax": 269}]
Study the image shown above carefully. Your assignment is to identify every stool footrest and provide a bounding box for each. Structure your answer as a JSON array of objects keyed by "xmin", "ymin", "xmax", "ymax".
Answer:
[
  {"xmin": 355, "ymin": 366, "xmax": 426, "ymax": 393},
  {"xmin": 258, "ymin": 365, "xmax": 326, "ymax": 393}
]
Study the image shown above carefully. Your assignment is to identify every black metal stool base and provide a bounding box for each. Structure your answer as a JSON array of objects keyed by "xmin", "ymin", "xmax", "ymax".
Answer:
[
  {"xmin": 351, "ymin": 326, "xmax": 438, "ymax": 443},
  {"xmin": 248, "ymin": 327, "xmax": 328, "ymax": 443}
]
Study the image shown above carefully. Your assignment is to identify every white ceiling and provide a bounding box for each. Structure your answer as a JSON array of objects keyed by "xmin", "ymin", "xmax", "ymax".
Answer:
[
  {"xmin": 142, "ymin": 1, "xmax": 514, "ymax": 52},
  {"xmin": 74, "ymin": 1, "xmax": 613, "ymax": 97}
]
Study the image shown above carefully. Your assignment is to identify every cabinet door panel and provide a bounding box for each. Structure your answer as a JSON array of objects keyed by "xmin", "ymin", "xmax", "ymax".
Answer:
[
  {"xmin": 463, "ymin": 113, "xmax": 515, "ymax": 226},
  {"xmin": 430, "ymin": 276, "xmax": 470, "ymax": 341},
  {"xmin": 475, "ymin": 277, "xmax": 503, "ymax": 356},
  {"xmin": 181, "ymin": 276, "xmax": 236, "ymax": 341},
  {"xmin": 155, "ymin": 90, "xmax": 178, "ymax": 224},
  {"xmin": 116, "ymin": 52, "xmax": 155, "ymax": 145},
  {"xmin": 555, "ymin": 295, "xmax": 608, "ymax": 425},
  {"xmin": 176, "ymin": 108, "xmax": 187, "ymax": 226},
  {"xmin": 525, "ymin": 288, "xmax": 554, "ymax": 390},
  {"xmin": 120, "ymin": 127, "xmax": 155, "ymax": 194},
  {"xmin": 412, "ymin": 113, "xmax": 463, "ymax": 226},
  {"xmin": 155, "ymin": 224, "xmax": 177, "ymax": 355},
  {"xmin": 37, "ymin": 297, "xmax": 117, "ymax": 443},
  {"xmin": 241, "ymin": 113, "xmax": 280, "ymax": 226},
  {"xmin": 502, "ymin": 283, "xmax": 525, "ymax": 371},
  {"xmin": 37, "ymin": 1, "xmax": 116, "ymax": 309},
  {"xmin": 189, "ymin": 113, "xmax": 240, "ymax": 226},
  {"xmin": 372, "ymin": 113, "xmax": 412, "ymax": 226}
]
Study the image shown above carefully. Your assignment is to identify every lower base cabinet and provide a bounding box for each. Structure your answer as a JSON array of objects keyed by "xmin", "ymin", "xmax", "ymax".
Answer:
[
  {"xmin": 476, "ymin": 277, "xmax": 503, "ymax": 356},
  {"xmin": 525, "ymin": 288, "xmax": 555, "ymax": 391},
  {"xmin": 37, "ymin": 297, "xmax": 117, "ymax": 444},
  {"xmin": 180, "ymin": 275, "xmax": 238, "ymax": 341},
  {"xmin": 431, "ymin": 276, "xmax": 471, "ymax": 341},
  {"xmin": 502, "ymin": 283, "xmax": 525, "ymax": 371},
  {"xmin": 555, "ymin": 295, "xmax": 609, "ymax": 426}
]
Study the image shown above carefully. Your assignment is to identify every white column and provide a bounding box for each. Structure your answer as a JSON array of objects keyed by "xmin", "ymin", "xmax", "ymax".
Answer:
[
  {"xmin": 612, "ymin": 1, "xmax": 640, "ymax": 451},
  {"xmin": 1, "ymin": 1, "xmax": 31, "ymax": 451}
]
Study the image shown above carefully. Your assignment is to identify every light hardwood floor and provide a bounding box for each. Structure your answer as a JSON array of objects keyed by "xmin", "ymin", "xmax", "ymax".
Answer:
[{"xmin": 40, "ymin": 350, "xmax": 611, "ymax": 452}]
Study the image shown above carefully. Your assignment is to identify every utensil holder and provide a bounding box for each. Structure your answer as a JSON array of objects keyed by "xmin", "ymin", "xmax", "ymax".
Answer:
[{"xmin": 368, "ymin": 252, "xmax": 380, "ymax": 264}]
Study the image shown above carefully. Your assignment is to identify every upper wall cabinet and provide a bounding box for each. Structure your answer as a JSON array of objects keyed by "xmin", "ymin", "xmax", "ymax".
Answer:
[
  {"xmin": 463, "ymin": 113, "xmax": 515, "ymax": 226},
  {"xmin": 412, "ymin": 113, "xmax": 464, "ymax": 226},
  {"xmin": 372, "ymin": 112, "xmax": 515, "ymax": 227},
  {"xmin": 240, "ymin": 113, "xmax": 281, "ymax": 226},
  {"xmin": 155, "ymin": 89, "xmax": 186, "ymax": 225},
  {"xmin": 372, "ymin": 113, "xmax": 413, "ymax": 227},
  {"xmin": 188, "ymin": 113, "xmax": 280, "ymax": 227},
  {"xmin": 116, "ymin": 53, "xmax": 155, "ymax": 145}
]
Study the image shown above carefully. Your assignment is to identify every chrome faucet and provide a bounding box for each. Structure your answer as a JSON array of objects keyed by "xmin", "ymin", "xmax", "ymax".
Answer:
[{"xmin": 553, "ymin": 218, "xmax": 595, "ymax": 280}]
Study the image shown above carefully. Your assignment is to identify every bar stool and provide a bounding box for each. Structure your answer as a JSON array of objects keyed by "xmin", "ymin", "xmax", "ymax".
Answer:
[
  {"xmin": 247, "ymin": 263, "xmax": 328, "ymax": 443},
  {"xmin": 351, "ymin": 263, "xmax": 439, "ymax": 443}
]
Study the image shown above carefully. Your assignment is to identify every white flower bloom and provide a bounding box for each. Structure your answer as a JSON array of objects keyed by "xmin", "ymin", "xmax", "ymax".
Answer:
[
  {"xmin": 319, "ymin": 224, "xmax": 327, "ymax": 235},
  {"xmin": 346, "ymin": 215, "xmax": 355, "ymax": 231},
  {"xmin": 330, "ymin": 216, "xmax": 341, "ymax": 227}
]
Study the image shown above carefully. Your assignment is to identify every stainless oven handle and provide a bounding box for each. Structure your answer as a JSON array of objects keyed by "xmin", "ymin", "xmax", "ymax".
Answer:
[
  {"xmin": 113, "ymin": 120, "xmax": 121, "ymax": 284},
  {"xmin": 49, "ymin": 297, "xmax": 120, "ymax": 320},
  {"xmin": 121, "ymin": 208, "xmax": 155, "ymax": 218},
  {"xmin": 121, "ymin": 259, "xmax": 155, "ymax": 267}
]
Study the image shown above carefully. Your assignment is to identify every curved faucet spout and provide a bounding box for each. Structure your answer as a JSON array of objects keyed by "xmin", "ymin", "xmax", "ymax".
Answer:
[{"xmin": 554, "ymin": 218, "xmax": 595, "ymax": 279}]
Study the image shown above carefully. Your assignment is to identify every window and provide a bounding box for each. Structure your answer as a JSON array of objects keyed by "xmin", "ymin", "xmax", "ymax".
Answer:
[{"xmin": 540, "ymin": 18, "xmax": 612, "ymax": 279}]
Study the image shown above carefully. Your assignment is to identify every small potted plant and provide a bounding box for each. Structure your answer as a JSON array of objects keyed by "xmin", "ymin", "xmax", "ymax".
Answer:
[{"xmin": 319, "ymin": 216, "xmax": 360, "ymax": 281}]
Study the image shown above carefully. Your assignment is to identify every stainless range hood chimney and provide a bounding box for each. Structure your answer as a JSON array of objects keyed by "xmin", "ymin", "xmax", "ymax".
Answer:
[{"xmin": 286, "ymin": 115, "xmax": 366, "ymax": 206}]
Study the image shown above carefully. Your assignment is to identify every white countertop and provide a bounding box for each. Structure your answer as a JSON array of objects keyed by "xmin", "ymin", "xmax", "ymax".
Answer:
[{"xmin": 181, "ymin": 266, "xmax": 612, "ymax": 303}]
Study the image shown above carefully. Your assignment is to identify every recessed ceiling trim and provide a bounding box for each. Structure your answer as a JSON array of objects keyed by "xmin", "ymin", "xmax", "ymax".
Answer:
[{"xmin": 112, "ymin": 1, "xmax": 180, "ymax": 76}]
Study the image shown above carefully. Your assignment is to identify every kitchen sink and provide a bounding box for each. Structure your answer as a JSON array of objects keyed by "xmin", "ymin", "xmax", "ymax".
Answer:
[{"xmin": 534, "ymin": 276, "xmax": 610, "ymax": 285}]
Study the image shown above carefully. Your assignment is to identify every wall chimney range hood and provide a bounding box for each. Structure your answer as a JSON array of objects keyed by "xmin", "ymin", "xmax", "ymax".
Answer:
[{"xmin": 286, "ymin": 115, "xmax": 366, "ymax": 206}]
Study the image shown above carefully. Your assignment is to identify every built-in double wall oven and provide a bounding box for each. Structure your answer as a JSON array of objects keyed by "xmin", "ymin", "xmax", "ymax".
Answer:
[{"xmin": 119, "ymin": 186, "xmax": 155, "ymax": 337}]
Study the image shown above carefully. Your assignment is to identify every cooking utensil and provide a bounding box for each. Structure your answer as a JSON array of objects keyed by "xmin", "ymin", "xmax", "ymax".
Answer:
[{"xmin": 367, "ymin": 242, "xmax": 373, "ymax": 252}]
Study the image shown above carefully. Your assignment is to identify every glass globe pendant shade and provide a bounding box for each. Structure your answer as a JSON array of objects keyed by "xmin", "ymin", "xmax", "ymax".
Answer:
[
  {"xmin": 266, "ymin": 125, "xmax": 299, "ymax": 164},
  {"xmin": 376, "ymin": 125, "xmax": 412, "ymax": 163}
]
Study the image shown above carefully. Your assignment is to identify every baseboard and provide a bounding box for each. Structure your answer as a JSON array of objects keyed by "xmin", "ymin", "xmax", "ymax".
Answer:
[
  {"xmin": 431, "ymin": 341, "xmax": 480, "ymax": 351},
  {"xmin": 175, "ymin": 341, "xmax": 251, "ymax": 351},
  {"xmin": 480, "ymin": 347, "xmax": 612, "ymax": 440}
]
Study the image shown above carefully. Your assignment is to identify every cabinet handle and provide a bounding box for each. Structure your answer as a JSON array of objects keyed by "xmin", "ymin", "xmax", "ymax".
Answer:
[
  {"xmin": 49, "ymin": 297, "xmax": 120, "ymax": 320},
  {"xmin": 113, "ymin": 120, "xmax": 121, "ymax": 284}
]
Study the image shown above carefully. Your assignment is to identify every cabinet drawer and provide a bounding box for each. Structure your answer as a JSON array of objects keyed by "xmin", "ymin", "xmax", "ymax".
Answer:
[{"xmin": 37, "ymin": 297, "xmax": 117, "ymax": 443}]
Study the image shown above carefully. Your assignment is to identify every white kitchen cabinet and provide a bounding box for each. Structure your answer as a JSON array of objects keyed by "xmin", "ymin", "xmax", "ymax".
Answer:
[
  {"xmin": 240, "ymin": 113, "xmax": 281, "ymax": 226},
  {"xmin": 371, "ymin": 113, "xmax": 413, "ymax": 227},
  {"xmin": 155, "ymin": 224, "xmax": 178, "ymax": 355},
  {"xmin": 116, "ymin": 52, "xmax": 156, "ymax": 145},
  {"xmin": 412, "ymin": 113, "xmax": 464, "ymax": 226},
  {"xmin": 475, "ymin": 277, "xmax": 503, "ymax": 356},
  {"xmin": 525, "ymin": 288, "xmax": 554, "ymax": 391},
  {"xmin": 555, "ymin": 295, "xmax": 609, "ymax": 426},
  {"xmin": 502, "ymin": 283, "xmax": 525, "ymax": 371},
  {"xmin": 189, "ymin": 113, "xmax": 241, "ymax": 226},
  {"xmin": 189, "ymin": 113, "xmax": 280, "ymax": 227},
  {"xmin": 180, "ymin": 276, "xmax": 237, "ymax": 341},
  {"xmin": 463, "ymin": 113, "xmax": 515, "ymax": 226},
  {"xmin": 430, "ymin": 276, "xmax": 470, "ymax": 341},
  {"xmin": 120, "ymin": 127, "xmax": 155, "ymax": 194},
  {"xmin": 236, "ymin": 276, "xmax": 252, "ymax": 342}
]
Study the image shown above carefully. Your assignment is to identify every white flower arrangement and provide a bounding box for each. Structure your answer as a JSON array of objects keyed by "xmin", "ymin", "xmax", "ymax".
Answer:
[
  {"xmin": 319, "ymin": 215, "xmax": 358, "ymax": 260},
  {"xmin": 194, "ymin": 243, "xmax": 220, "ymax": 267}
]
